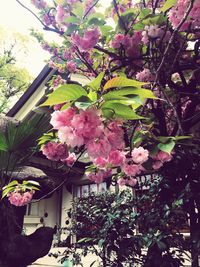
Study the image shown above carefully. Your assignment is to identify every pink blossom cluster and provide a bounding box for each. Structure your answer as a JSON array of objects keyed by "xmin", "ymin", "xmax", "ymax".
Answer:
[
  {"xmin": 87, "ymin": 169, "xmax": 112, "ymax": 184},
  {"xmin": 111, "ymin": 32, "xmax": 142, "ymax": 58},
  {"xmin": 168, "ymin": 0, "xmax": 200, "ymax": 30},
  {"xmin": 41, "ymin": 141, "xmax": 69, "ymax": 161},
  {"xmin": 71, "ymin": 28, "xmax": 100, "ymax": 51},
  {"xmin": 117, "ymin": 177, "xmax": 137, "ymax": 187},
  {"xmin": 66, "ymin": 61, "xmax": 77, "ymax": 73},
  {"xmin": 55, "ymin": 5, "xmax": 69, "ymax": 26},
  {"xmin": 141, "ymin": 25, "xmax": 170, "ymax": 44},
  {"xmin": 136, "ymin": 68, "xmax": 155, "ymax": 82},
  {"xmin": 62, "ymin": 153, "xmax": 77, "ymax": 167},
  {"xmin": 31, "ymin": 0, "xmax": 47, "ymax": 9},
  {"xmin": 8, "ymin": 191, "xmax": 34, "ymax": 207},
  {"xmin": 152, "ymin": 151, "xmax": 173, "ymax": 170},
  {"xmin": 52, "ymin": 75, "xmax": 66, "ymax": 88}
]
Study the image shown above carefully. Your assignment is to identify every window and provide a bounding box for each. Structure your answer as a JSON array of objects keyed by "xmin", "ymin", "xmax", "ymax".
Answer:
[
  {"xmin": 73, "ymin": 182, "xmax": 107, "ymax": 198},
  {"xmin": 26, "ymin": 202, "xmax": 39, "ymax": 216}
]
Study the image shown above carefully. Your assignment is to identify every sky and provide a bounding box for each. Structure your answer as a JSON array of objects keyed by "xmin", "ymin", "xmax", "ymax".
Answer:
[
  {"xmin": 0, "ymin": 0, "xmax": 112, "ymax": 77},
  {"xmin": 0, "ymin": 1, "xmax": 51, "ymax": 77}
]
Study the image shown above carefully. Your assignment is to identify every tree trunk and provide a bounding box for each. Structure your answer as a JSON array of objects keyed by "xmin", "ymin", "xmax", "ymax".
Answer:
[{"xmin": 0, "ymin": 199, "xmax": 26, "ymax": 267}]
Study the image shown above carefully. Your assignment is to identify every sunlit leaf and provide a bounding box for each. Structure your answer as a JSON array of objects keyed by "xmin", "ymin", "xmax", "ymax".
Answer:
[
  {"xmin": 41, "ymin": 84, "xmax": 87, "ymax": 106},
  {"xmin": 103, "ymin": 77, "xmax": 147, "ymax": 90}
]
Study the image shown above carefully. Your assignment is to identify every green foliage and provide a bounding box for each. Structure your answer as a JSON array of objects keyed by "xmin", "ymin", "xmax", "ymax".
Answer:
[
  {"xmin": 160, "ymin": 0, "xmax": 177, "ymax": 12},
  {"xmin": 41, "ymin": 84, "xmax": 87, "ymax": 106},
  {"xmin": 2, "ymin": 180, "xmax": 40, "ymax": 198}
]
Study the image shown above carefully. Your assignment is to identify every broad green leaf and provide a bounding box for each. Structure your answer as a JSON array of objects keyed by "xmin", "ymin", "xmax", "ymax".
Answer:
[
  {"xmin": 103, "ymin": 87, "xmax": 156, "ymax": 100},
  {"xmin": 101, "ymin": 102, "xmax": 144, "ymax": 120},
  {"xmin": 160, "ymin": 0, "xmax": 177, "ymax": 12},
  {"xmin": 23, "ymin": 180, "xmax": 40, "ymax": 186},
  {"xmin": 157, "ymin": 139, "xmax": 175, "ymax": 153},
  {"xmin": 2, "ymin": 180, "xmax": 18, "ymax": 190},
  {"xmin": 103, "ymin": 77, "xmax": 147, "ymax": 90},
  {"xmin": 41, "ymin": 84, "xmax": 87, "ymax": 106},
  {"xmin": 88, "ymin": 72, "xmax": 105, "ymax": 91}
]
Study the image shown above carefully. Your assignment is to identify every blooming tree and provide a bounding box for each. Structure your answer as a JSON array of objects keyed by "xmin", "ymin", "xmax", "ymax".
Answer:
[{"xmin": 15, "ymin": 0, "xmax": 200, "ymax": 266}]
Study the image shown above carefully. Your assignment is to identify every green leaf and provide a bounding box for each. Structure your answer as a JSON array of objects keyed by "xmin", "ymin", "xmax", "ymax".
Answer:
[
  {"xmin": 88, "ymin": 90, "xmax": 97, "ymax": 101},
  {"xmin": 101, "ymin": 102, "xmax": 144, "ymax": 120},
  {"xmin": 40, "ymin": 84, "xmax": 87, "ymax": 106},
  {"xmin": 3, "ymin": 180, "xmax": 18, "ymax": 190},
  {"xmin": 103, "ymin": 87, "xmax": 156, "ymax": 100},
  {"xmin": 160, "ymin": 0, "xmax": 177, "ymax": 12},
  {"xmin": 103, "ymin": 77, "xmax": 147, "ymax": 90},
  {"xmin": 74, "ymin": 96, "xmax": 93, "ymax": 110},
  {"xmin": 0, "ymin": 133, "xmax": 8, "ymax": 151},
  {"xmin": 87, "ymin": 72, "xmax": 105, "ymax": 91},
  {"xmin": 157, "ymin": 139, "xmax": 175, "ymax": 153}
]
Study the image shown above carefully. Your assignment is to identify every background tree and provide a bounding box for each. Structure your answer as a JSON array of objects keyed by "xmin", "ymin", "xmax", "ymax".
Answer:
[{"xmin": 0, "ymin": 28, "xmax": 32, "ymax": 113}]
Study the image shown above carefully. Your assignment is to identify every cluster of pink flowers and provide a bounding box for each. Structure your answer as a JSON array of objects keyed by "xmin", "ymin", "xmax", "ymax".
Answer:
[
  {"xmin": 111, "ymin": 32, "xmax": 142, "ymax": 58},
  {"xmin": 168, "ymin": 0, "xmax": 200, "ymax": 30},
  {"xmin": 8, "ymin": 191, "xmax": 34, "ymax": 207},
  {"xmin": 66, "ymin": 61, "xmax": 77, "ymax": 73},
  {"xmin": 41, "ymin": 141, "xmax": 68, "ymax": 161},
  {"xmin": 31, "ymin": 0, "xmax": 47, "ymax": 9},
  {"xmin": 71, "ymin": 28, "xmax": 100, "ymax": 51},
  {"xmin": 52, "ymin": 75, "xmax": 66, "ymax": 88},
  {"xmin": 136, "ymin": 68, "xmax": 155, "ymax": 82},
  {"xmin": 141, "ymin": 25, "xmax": 171, "ymax": 44},
  {"xmin": 117, "ymin": 177, "xmax": 137, "ymax": 187},
  {"xmin": 87, "ymin": 169, "xmax": 112, "ymax": 184},
  {"xmin": 63, "ymin": 153, "xmax": 77, "ymax": 167},
  {"xmin": 55, "ymin": 5, "xmax": 69, "ymax": 26},
  {"xmin": 152, "ymin": 151, "xmax": 173, "ymax": 170}
]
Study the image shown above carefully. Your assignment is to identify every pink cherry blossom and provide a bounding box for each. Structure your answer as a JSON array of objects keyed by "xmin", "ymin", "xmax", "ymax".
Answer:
[
  {"xmin": 50, "ymin": 107, "xmax": 76, "ymax": 129},
  {"xmin": 117, "ymin": 178, "xmax": 126, "ymax": 186},
  {"xmin": 8, "ymin": 191, "xmax": 34, "ymax": 207},
  {"xmin": 154, "ymin": 151, "xmax": 173, "ymax": 163},
  {"xmin": 108, "ymin": 150, "xmax": 125, "ymax": 167},
  {"xmin": 126, "ymin": 178, "xmax": 137, "ymax": 187},
  {"xmin": 136, "ymin": 68, "xmax": 155, "ymax": 82},
  {"xmin": 87, "ymin": 169, "xmax": 111, "ymax": 184},
  {"xmin": 168, "ymin": 0, "xmax": 200, "ymax": 30},
  {"xmin": 122, "ymin": 163, "xmax": 142, "ymax": 177},
  {"xmin": 64, "ymin": 153, "xmax": 77, "ymax": 167},
  {"xmin": 71, "ymin": 28, "xmax": 100, "ymax": 51},
  {"xmin": 42, "ymin": 142, "xmax": 69, "ymax": 161},
  {"xmin": 31, "ymin": 0, "xmax": 47, "ymax": 9},
  {"xmin": 94, "ymin": 157, "xmax": 108, "ymax": 168},
  {"xmin": 58, "ymin": 126, "xmax": 85, "ymax": 147},
  {"xmin": 71, "ymin": 108, "xmax": 102, "ymax": 140},
  {"xmin": 66, "ymin": 61, "xmax": 76, "ymax": 73},
  {"xmin": 55, "ymin": 5, "xmax": 69, "ymax": 25},
  {"xmin": 86, "ymin": 137, "xmax": 111, "ymax": 159},
  {"xmin": 152, "ymin": 161, "xmax": 163, "ymax": 170},
  {"xmin": 131, "ymin": 147, "xmax": 149, "ymax": 164}
]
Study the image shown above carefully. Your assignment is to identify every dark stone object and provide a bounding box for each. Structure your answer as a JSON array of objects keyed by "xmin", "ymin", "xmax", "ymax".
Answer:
[{"xmin": 0, "ymin": 226, "xmax": 55, "ymax": 267}]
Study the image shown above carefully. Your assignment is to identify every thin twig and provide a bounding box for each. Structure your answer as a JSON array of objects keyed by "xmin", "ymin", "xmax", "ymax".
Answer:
[
  {"xmin": 83, "ymin": 0, "xmax": 100, "ymax": 20},
  {"xmin": 113, "ymin": 0, "xmax": 128, "ymax": 33},
  {"xmin": 16, "ymin": 0, "xmax": 64, "ymax": 35}
]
